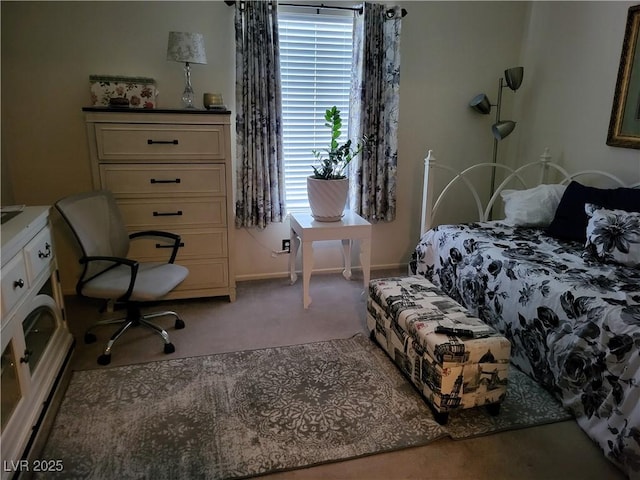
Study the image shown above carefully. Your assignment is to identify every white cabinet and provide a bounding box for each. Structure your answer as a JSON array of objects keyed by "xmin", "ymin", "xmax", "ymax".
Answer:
[
  {"xmin": 1, "ymin": 207, "xmax": 74, "ymax": 478},
  {"xmin": 83, "ymin": 108, "xmax": 236, "ymax": 301}
]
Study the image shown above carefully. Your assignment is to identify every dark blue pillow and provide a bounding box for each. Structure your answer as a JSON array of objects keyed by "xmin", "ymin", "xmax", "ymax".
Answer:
[{"xmin": 546, "ymin": 181, "xmax": 640, "ymax": 242}]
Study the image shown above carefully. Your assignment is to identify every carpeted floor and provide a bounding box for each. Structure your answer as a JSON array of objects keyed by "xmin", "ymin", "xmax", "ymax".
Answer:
[
  {"xmin": 39, "ymin": 335, "xmax": 571, "ymax": 480},
  {"xmin": 57, "ymin": 270, "xmax": 625, "ymax": 479}
]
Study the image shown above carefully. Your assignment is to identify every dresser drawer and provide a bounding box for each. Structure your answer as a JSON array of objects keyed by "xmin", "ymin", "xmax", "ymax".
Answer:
[
  {"xmin": 24, "ymin": 226, "xmax": 54, "ymax": 283},
  {"xmin": 128, "ymin": 228, "xmax": 227, "ymax": 260},
  {"xmin": 172, "ymin": 258, "xmax": 229, "ymax": 291},
  {"xmin": 100, "ymin": 164, "xmax": 225, "ymax": 196},
  {"xmin": 95, "ymin": 124, "xmax": 226, "ymax": 162},
  {"xmin": 1, "ymin": 254, "xmax": 29, "ymax": 318},
  {"xmin": 117, "ymin": 198, "xmax": 226, "ymax": 229}
]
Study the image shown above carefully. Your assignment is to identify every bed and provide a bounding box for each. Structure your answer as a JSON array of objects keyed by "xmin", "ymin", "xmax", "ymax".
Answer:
[{"xmin": 409, "ymin": 149, "xmax": 640, "ymax": 477}]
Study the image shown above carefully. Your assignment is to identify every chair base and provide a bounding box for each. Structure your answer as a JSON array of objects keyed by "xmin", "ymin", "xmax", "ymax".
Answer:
[{"xmin": 85, "ymin": 304, "xmax": 185, "ymax": 365}]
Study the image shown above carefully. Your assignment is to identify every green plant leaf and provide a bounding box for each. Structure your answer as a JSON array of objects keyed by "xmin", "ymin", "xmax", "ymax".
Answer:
[{"xmin": 310, "ymin": 106, "xmax": 371, "ymax": 180}]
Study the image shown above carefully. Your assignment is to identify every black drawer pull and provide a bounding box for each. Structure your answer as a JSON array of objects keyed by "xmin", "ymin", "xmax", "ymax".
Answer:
[
  {"xmin": 147, "ymin": 139, "xmax": 179, "ymax": 145},
  {"xmin": 38, "ymin": 243, "xmax": 52, "ymax": 258},
  {"xmin": 153, "ymin": 211, "xmax": 183, "ymax": 217},
  {"xmin": 156, "ymin": 242, "xmax": 185, "ymax": 249},
  {"xmin": 150, "ymin": 178, "xmax": 181, "ymax": 184},
  {"xmin": 13, "ymin": 279, "xmax": 25, "ymax": 289}
]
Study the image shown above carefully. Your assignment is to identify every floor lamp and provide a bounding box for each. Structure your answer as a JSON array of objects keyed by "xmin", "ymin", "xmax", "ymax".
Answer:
[{"xmin": 469, "ymin": 67, "xmax": 524, "ymax": 201}]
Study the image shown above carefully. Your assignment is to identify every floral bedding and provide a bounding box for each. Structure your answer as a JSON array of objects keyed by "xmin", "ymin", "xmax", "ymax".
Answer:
[{"xmin": 410, "ymin": 221, "xmax": 640, "ymax": 477}]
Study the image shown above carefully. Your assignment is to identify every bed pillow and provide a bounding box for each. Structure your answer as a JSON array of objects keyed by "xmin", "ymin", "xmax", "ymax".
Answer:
[
  {"xmin": 500, "ymin": 184, "xmax": 566, "ymax": 227},
  {"xmin": 584, "ymin": 204, "xmax": 640, "ymax": 267},
  {"xmin": 547, "ymin": 181, "xmax": 640, "ymax": 242}
]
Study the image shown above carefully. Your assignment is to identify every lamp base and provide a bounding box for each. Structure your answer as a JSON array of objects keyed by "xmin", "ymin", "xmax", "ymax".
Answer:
[
  {"xmin": 181, "ymin": 62, "xmax": 196, "ymax": 109},
  {"xmin": 182, "ymin": 90, "xmax": 196, "ymax": 109}
]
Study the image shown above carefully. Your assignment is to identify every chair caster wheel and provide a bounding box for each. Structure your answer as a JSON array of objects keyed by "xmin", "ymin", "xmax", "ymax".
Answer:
[
  {"xmin": 84, "ymin": 332, "xmax": 97, "ymax": 344},
  {"xmin": 164, "ymin": 343, "xmax": 176, "ymax": 354},
  {"xmin": 175, "ymin": 319, "xmax": 185, "ymax": 329},
  {"xmin": 97, "ymin": 354, "xmax": 111, "ymax": 365}
]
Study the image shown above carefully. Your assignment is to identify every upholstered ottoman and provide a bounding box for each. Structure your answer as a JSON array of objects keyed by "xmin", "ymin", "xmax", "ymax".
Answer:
[{"xmin": 367, "ymin": 276, "xmax": 511, "ymax": 424}]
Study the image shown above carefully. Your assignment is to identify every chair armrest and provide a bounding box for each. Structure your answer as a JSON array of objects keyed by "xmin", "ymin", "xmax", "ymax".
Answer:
[
  {"xmin": 129, "ymin": 230, "xmax": 183, "ymax": 264},
  {"xmin": 79, "ymin": 255, "xmax": 139, "ymax": 301}
]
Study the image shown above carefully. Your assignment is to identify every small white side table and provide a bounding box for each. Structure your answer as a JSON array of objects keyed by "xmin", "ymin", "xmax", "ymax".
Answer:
[{"xmin": 289, "ymin": 210, "xmax": 372, "ymax": 309}]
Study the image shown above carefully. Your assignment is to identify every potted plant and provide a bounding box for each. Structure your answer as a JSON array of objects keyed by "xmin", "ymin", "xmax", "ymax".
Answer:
[{"xmin": 307, "ymin": 106, "xmax": 367, "ymax": 221}]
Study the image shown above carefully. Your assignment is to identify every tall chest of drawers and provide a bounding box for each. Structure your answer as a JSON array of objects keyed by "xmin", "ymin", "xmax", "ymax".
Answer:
[{"xmin": 83, "ymin": 108, "xmax": 236, "ymax": 301}]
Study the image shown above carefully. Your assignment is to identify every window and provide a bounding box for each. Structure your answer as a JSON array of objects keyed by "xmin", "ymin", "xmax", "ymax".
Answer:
[{"xmin": 278, "ymin": 11, "xmax": 355, "ymax": 212}]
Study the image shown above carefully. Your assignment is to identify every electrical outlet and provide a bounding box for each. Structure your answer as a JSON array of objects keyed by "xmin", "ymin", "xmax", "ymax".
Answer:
[{"xmin": 282, "ymin": 239, "xmax": 291, "ymax": 253}]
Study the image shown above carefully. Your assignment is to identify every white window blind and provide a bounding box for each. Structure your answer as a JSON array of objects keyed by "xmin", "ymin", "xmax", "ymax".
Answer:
[{"xmin": 278, "ymin": 12, "xmax": 354, "ymax": 212}]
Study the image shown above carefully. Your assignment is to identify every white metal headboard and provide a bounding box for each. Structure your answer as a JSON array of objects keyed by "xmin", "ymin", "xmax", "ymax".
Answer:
[{"xmin": 420, "ymin": 148, "xmax": 640, "ymax": 235}]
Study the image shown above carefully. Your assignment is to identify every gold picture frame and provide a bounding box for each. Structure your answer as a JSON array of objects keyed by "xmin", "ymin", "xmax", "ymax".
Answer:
[{"xmin": 607, "ymin": 5, "xmax": 640, "ymax": 150}]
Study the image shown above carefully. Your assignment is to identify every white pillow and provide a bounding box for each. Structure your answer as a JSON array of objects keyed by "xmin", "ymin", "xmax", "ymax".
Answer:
[{"xmin": 500, "ymin": 184, "xmax": 567, "ymax": 227}]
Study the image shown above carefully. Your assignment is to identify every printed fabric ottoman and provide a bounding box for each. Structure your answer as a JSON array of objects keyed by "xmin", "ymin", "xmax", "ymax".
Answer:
[{"xmin": 367, "ymin": 275, "xmax": 511, "ymax": 424}]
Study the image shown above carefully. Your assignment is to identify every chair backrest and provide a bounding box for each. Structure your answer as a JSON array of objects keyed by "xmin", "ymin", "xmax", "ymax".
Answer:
[{"xmin": 55, "ymin": 190, "xmax": 130, "ymax": 279}]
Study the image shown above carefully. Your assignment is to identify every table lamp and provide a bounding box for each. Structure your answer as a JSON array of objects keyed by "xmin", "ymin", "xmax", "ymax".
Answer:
[{"xmin": 166, "ymin": 32, "xmax": 207, "ymax": 108}]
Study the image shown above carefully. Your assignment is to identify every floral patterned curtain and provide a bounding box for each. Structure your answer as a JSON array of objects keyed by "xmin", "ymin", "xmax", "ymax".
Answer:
[
  {"xmin": 349, "ymin": 3, "xmax": 402, "ymax": 223},
  {"xmin": 234, "ymin": 1, "xmax": 285, "ymax": 228}
]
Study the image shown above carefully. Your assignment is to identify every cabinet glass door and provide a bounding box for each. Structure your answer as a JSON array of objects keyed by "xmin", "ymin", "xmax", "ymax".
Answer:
[
  {"xmin": 22, "ymin": 305, "xmax": 56, "ymax": 374},
  {"xmin": 1, "ymin": 342, "xmax": 22, "ymax": 431}
]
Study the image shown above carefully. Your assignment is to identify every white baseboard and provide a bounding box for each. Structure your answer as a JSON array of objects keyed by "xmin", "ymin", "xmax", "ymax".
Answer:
[{"xmin": 235, "ymin": 262, "xmax": 408, "ymax": 282}]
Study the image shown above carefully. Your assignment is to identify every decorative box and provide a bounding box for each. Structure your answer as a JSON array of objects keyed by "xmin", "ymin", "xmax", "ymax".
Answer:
[{"xmin": 89, "ymin": 75, "xmax": 157, "ymax": 109}]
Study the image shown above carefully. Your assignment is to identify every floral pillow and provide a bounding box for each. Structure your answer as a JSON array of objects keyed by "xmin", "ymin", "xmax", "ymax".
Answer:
[{"xmin": 584, "ymin": 203, "xmax": 640, "ymax": 267}]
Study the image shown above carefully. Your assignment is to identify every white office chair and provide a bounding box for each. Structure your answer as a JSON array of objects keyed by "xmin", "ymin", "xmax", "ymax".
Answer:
[{"xmin": 56, "ymin": 190, "xmax": 189, "ymax": 365}]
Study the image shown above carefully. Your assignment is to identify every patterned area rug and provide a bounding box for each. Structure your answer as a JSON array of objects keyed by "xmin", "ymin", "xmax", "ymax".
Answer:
[{"xmin": 38, "ymin": 334, "xmax": 571, "ymax": 479}]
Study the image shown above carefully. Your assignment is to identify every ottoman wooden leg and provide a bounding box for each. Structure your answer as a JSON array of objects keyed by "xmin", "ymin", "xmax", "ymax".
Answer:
[
  {"xmin": 433, "ymin": 410, "xmax": 449, "ymax": 425},
  {"xmin": 486, "ymin": 402, "xmax": 501, "ymax": 416}
]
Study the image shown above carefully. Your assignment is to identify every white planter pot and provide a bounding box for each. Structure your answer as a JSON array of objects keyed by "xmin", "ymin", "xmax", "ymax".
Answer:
[{"xmin": 306, "ymin": 176, "xmax": 349, "ymax": 222}]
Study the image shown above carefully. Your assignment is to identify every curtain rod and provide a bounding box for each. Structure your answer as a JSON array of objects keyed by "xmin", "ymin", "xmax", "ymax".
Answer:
[
  {"xmin": 279, "ymin": 3, "xmax": 363, "ymax": 15},
  {"xmin": 224, "ymin": 1, "xmax": 407, "ymax": 18}
]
